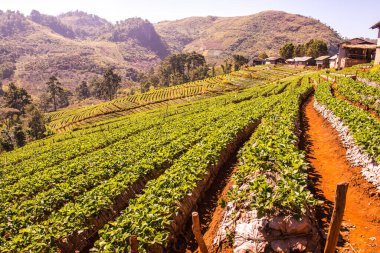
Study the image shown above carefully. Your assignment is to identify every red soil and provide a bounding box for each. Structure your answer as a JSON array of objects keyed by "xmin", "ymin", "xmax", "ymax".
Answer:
[
  {"xmin": 303, "ymin": 96, "xmax": 380, "ymax": 252},
  {"xmin": 186, "ymin": 165, "xmax": 236, "ymax": 253}
]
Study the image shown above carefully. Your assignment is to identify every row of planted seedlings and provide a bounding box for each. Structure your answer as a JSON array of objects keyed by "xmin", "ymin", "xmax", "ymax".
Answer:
[
  {"xmin": 0, "ymin": 76, "xmax": 282, "ymax": 175},
  {"xmin": 0, "ymin": 79, "xmax": 290, "ymax": 252},
  {"xmin": 0, "ymin": 100, "xmax": 210, "ymax": 185},
  {"xmin": 214, "ymin": 77, "xmax": 321, "ymax": 253},
  {"xmin": 92, "ymin": 77, "xmax": 303, "ymax": 252},
  {"xmin": 313, "ymin": 78, "xmax": 380, "ymax": 192},
  {"xmin": 328, "ymin": 75, "xmax": 380, "ymax": 116},
  {"xmin": 48, "ymin": 66, "xmax": 293, "ymax": 133},
  {"xmin": 93, "ymin": 96, "xmax": 282, "ymax": 252},
  {"xmin": 46, "ymin": 73, "xmax": 231, "ymax": 132},
  {"xmin": 0, "ymin": 86, "xmax": 261, "ymax": 250}
]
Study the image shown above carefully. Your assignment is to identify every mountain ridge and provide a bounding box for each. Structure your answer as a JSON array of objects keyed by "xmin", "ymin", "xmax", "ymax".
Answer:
[{"xmin": 0, "ymin": 10, "xmax": 342, "ymax": 94}]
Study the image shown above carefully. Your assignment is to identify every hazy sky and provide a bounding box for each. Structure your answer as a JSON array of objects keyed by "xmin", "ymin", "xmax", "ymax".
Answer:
[{"xmin": 1, "ymin": 0, "xmax": 380, "ymax": 38}]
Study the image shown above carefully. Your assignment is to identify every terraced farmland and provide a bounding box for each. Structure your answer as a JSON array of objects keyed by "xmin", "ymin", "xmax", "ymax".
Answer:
[
  {"xmin": 45, "ymin": 65, "xmax": 304, "ymax": 133},
  {"xmin": 1, "ymin": 65, "xmax": 380, "ymax": 253}
]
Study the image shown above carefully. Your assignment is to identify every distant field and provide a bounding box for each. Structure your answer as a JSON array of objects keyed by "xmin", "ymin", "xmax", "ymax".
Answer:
[{"xmin": 45, "ymin": 65, "xmax": 304, "ymax": 132}]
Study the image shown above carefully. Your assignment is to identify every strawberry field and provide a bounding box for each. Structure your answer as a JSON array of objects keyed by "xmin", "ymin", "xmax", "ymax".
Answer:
[{"xmin": 1, "ymin": 64, "xmax": 380, "ymax": 252}]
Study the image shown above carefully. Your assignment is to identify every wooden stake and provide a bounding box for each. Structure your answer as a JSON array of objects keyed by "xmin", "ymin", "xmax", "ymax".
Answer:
[
  {"xmin": 324, "ymin": 182, "xmax": 349, "ymax": 253},
  {"xmin": 192, "ymin": 212, "xmax": 208, "ymax": 253},
  {"xmin": 130, "ymin": 235, "xmax": 138, "ymax": 253}
]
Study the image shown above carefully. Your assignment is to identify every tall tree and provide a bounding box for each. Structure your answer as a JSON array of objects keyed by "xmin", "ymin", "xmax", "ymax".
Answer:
[
  {"xmin": 75, "ymin": 81, "xmax": 90, "ymax": 100},
  {"xmin": 279, "ymin": 43, "xmax": 295, "ymax": 59},
  {"xmin": 46, "ymin": 76, "xmax": 64, "ymax": 111},
  {"xmin": 0, "ymin": 82, "xmax": 3, "ymax": 96},
  {"xmin": 294, "ymin": 44, "xmax": 306, "ymax": 57},
  {"xmin": 258, "ymin": 52, "xmax": 268, "ymax": 59},
  {"xmin": 232, "ymin": 55, "xmax": 249, "ymax": 71},
  {"xmin": 3, "ymin": 82, "xmax": 31, "ymax": 114},
  {"xmin": 102, "ymin": 68, "xmax": 122, "ymax": 100},
  {"xmin": 157, "ymin": 52, "xmax": 208, "ymax": 87},
  {"xmin": 25, "ymin": 105, "xmax": 46, "ymax": 140},
  {"xmin": 305, "ymin": 39, "xmax": 328, "ymax": 58}
]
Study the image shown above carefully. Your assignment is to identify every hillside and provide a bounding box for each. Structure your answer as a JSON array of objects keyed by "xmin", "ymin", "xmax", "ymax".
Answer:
[
  {"xmin": 155, "ymin": 10, "xmax": 342, "ymax": 62},
  {"xmin": 0, "ymin": 10, "xmax": 167, "ymax": 95},
  {"xmin": 2, "ymin": 63, "xmax": 380, "ymax": 252},
  {"xmin": 0, "ymin": 10, "xmax": 342, "ymax": 94}
]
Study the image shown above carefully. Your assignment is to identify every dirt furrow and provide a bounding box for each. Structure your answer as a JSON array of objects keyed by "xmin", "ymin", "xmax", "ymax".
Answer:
[{"xmin": 301, "ymin": 96, "xmax": 380, "ymax": 253}]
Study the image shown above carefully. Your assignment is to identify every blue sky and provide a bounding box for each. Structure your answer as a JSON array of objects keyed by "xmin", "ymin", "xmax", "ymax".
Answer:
[{"xmin": 2, "ymin": 0, "xmax": 380, "ymax": 38}]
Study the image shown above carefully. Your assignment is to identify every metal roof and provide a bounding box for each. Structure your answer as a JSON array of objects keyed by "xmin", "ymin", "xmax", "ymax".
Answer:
[
  {"xmin": 315, "ymin": 55, "xmax": 331, "ymax": 61},
  {"xmin": 371, "ymin": 21, "xmax": 380, "ymax": 29},
  {"xmin": 329, "ymin": 54, "xmax": 338, "ymax": 60},
  {"xmin": 266, "ymin": 57, "xmax": 283, "ymax": 61},
  {"xmin": 341, "ymin": 44, "xmax": 377, "ymax": 49},
  {"xmin": 294, "ymin": 56, "xmax": 314, "ymax": 62}
]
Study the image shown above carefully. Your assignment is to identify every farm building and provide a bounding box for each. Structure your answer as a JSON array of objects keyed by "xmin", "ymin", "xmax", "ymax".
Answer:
[
  {"xmin": 285, "ymin": 58, "xmax": 295, "ymax": 65},
  {"xmin": 315, "ymin": 55, "xmax": 330, "ymax": 68},
  {"xmin": 336, "ymin": 38, "xmax": 376, "ymax": 68},
  {"xmin": 251, "ymin": 57, "xmax": 265, "ymax": 65},
  {"xmin": 329, "ymin": 54, "xmax": 338, "ymax": 69},
  {"xmin": 294, "ymin": 56, "xmax": 315, "ymax": 66},
  {"xmin": 371, "ymin": 21, "xmax": 380, "ymax": 65},
  {"xmin": 265, "ymin": 57, "xmax": 285, "ymax": 65}
]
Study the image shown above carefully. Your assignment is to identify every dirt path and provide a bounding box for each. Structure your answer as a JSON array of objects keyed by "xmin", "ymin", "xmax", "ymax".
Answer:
[
  {"xmin": 183, "ymin": 162, "xmax": 236, "ymax": 253},
  {"xmin": 302, "ymin": 96, "xmax": 380, "ymax": 253}
]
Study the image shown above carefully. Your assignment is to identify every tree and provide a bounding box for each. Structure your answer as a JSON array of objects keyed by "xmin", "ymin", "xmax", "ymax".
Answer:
[
  {"xmin": 279, "ymin": 43, "xmax": 295, "ymax": 59},
  {"xmin": 89, "ymin": 77, "xmax": 103, "ymax": 99},
  {"xmin": 75, "ymin": 81, "xmax": 90, "ymax": 100},
  {"xmin": 221, "ymin": 58, "xmax": 233, "ymax": 74},
  {"xmin": 305, "ymin": 39, "xmax": 328, "ymax": 58},
  {"xmin": 46, "ymin": 76, "xmax": 64, "ymax": 111},
  {"xmin": 0, "ymin": 128, "xmax": 13, "ymax": 151},
  {"xmin": 232, "ymin": 55, "xmax": 249, "ymax": 71},
  {"xmin": 25, "ymin": 105, "xmax": 46, "ymax": 140},
  {"xmin": 3, "ymin": 82, "xmax": 31, "ymax": 114},
  {"xmin": 38, "ymin": 93, "xmax": 52, "ymax": 112},
  {"xmin": 258, "ymin": 52, "xmax": 268, "ymax": 59},
  {"xmin": 11, "ymin": 124, "xmax": 26, "ymax": 148},
  {"xmin": 294, "ymin": 44, "xmax": 306, "ymax": 57},
  {"xmin": 0, "ymin": 82, "xmax": 3, "ymax": 96},
  {"xmin": 157, "ymin": 52, "xmax": 208, "ymax": 87},
  {"xmin": 102, "ymin": 68, "xmax": 122, "ymax": 100}
]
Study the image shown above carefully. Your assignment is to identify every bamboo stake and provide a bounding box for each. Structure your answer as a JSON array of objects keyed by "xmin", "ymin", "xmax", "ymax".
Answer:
[
  {"xmin": 192, "ymin": 212, "xmax": 208, "ymax": 253},
  {"xmin": 324, "ymin": 182, "xmax": 349, "ymax": 253},
  {"xmin": 130, "ymin": 235, "xmax": 138, "ymax": 253}
]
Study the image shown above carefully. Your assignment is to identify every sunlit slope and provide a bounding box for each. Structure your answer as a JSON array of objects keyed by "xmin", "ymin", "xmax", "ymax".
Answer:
[{"xmin": 46, "ymin": 65, "xmax": 304, "ymax": 132}]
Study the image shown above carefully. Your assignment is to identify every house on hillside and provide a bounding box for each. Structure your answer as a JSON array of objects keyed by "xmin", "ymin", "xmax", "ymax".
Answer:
[
  {"xmin": 336, "ymin": 38, "xmax": 376, "ymax": 68},
  {"xmin": 315, "ymin": 55, "xmax": 330, "ymax": 69},
  {"xmin": 265, "ymin": 57, "xmax": 285, "ymax": 65},
  {"xmin": 371, "ymin": 21, "xmax": 380, "ymax": 65},
  {"xmin": 251, "ymin": 57, "xmax": 265, "ymax": 65},
  {"xmin": 285, "ymin": 58, "xmax": 295, "ymax": 65},
  {"xmin": 294, "ymin": 56, "xmax": 315, "ymax": 66},
  {"xmin": 329, "ymin": 54, "xmax": 338, "ymax": 69}
]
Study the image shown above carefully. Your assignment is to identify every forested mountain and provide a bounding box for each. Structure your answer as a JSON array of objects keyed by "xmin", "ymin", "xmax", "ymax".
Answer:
[{"xmin": 0, "ymin": 10, "xmax": 342, "ymax": 94}]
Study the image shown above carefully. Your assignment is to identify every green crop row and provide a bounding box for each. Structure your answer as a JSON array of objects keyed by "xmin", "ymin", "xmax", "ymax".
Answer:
[
  {"xmin": 315, "ymin": 81, "xmax": 380, "ymax": 163},
  {"xmin": 228, "ymin": 77, "xmax": 317, "ymax": 219},
  {"xmin": 0, "ymin": 76, "xmax": 296, "ymax": 252},
  {"xmin": 94, "ymin": 95, "xmax": 282, "ymax": 252},
  {"xmin": 334, "ymin": 76, "xmax": 380, "ymax": 115}
]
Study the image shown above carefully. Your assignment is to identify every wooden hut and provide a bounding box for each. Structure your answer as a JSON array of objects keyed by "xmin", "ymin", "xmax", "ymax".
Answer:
[
  {"xmin": 265, "ymin": 57, "xmax": 285, "ymax": 65},
  {"xmin": 336, "ymin": 38, "xmax": 376, "ymax": 68},
  {"xmin": 315, "ymin": 55, "xmax": 330, "ymax": 69},
  {"xmin": 371, "ymin": 21, "xmax": 380, "ymax": 65},
  {"xmin": 294, "ymin": 56, "xmax": 315, "ymax": 66},
  {"xmin": 251, "ymin": 57, "xmax": 265, "ymax": 65}
]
